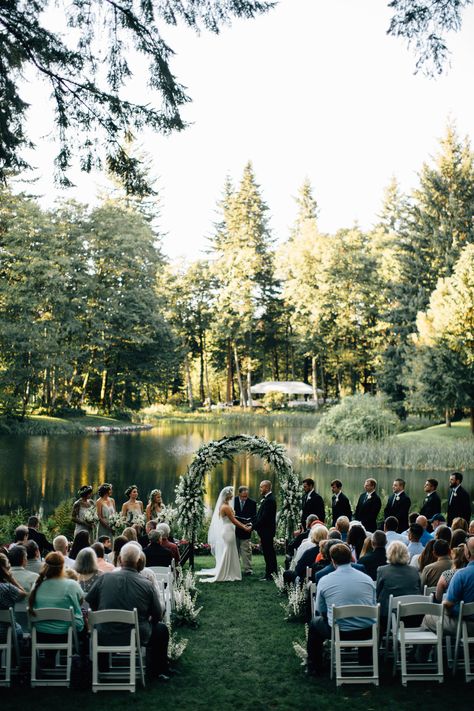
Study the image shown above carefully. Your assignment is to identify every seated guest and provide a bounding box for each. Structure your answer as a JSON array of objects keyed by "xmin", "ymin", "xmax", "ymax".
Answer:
[
  {"xmin": 292, "ymin": 525, "xmax": 329, "ymax": 568},
  {"xmin": 429, "ymin": 513, "xmax": 447, "ymax": 532},
  {"xmin": 8, "ymin": 545, "xmax": 39, "ymax": 592},
  {"xmin": 335, "ymin": 516, "xmax": 350, "ymax": 542},
  {"xmin": 91, "ymin": 542, "xmax": 115, "ymax": 572},
  {"xmin": 156, "ymin": 523, "xmax": 180, "ymax": 566},
  {"xmin": 287, "ymin": 515, "xmax": 320, "ymax": 561},
  {"xmin": 384, "ymin": 517, "xmax": 405, "ymax": 545},
  {"xmin": 435, "ymin": 544, "xmax": 468, "ymax": 602},
  {"xmin": 284, "ymin": 525, "xmax": 327, "ymax": 585},
  {"xmin": 9, "ymin": 525, "xmax": 28, "ymax": 549},
  {"xmin": 358, "ymin": 531, "xmax": 387, "ymax": 581},
  {"xmin": 315, "ymin": 545, "xmax": 367, "ymax": 584},
  {"xmin": 451, "ymin": 529, "xmax": 468, "ymax": 548},
  {"xmin": 376, "ymin": 541, "xmax": 421, "ymax": 622},
  {"xmin": 98, "ymin": 536, "xmax": 112, "ymax": 555},
  {"xmin": 74, "ymin": 547, "xmax": 102, "ymax": 594},
  {"xmin": 347, "ymin": 523, "xmax": 366, "ymax": 561},
  {"xmin": 306, "ymin": 544, "xmax": 376, "ymax": 676},
  {"xmin": 122, "ymin": 527, "xmax": 138, "ymax": 542},
  {"xmin": 415, "ymin": 515, "xmax": 433, "ymax": 546},
  {"xmin": 53, "ymin": 535, "xmax": 76, "ymax": 569},
  {"xmin": 358, "ymin": 536, "xmax": 373, "ymax": 560},
  {"xmin": 406, "ymin": 523, "xmax": 424, "ymax": 561},
  {"xmin": 28, "ymin": 552, "xmax": 84, "ymax": 650},
  {"xmin": 0, "ymin": 552, "xmax": 26, "ymax": 641},
  {"xmin": 309, "ymin": 539, "xmax": 339, "ymax": 580},
  {"xmin": 328, "ymin": 529, "xmax": 342, "ymax": 540},
  {"xmin": 401, "ymin": 512, "xmax": 420, "ymax": 538},
  {"xmin": 469, "ymin": 519, "xmax": 474, "ymax": 535},
  {"xmin": 86, "ymin": 542, "xmax": 171, "ymax": 681},
  {"xmin": 412, "ymin": 538, "xmax": 436, "ymax": 571},
  {"xmin": 144, "ymin": 531, "xmax": 173, "ymax": 568},
  {"xmin": 423, "ymin": 536, "xmax": 474, "ymax": 637},
  {"xmin": 420, "ymin": 539, "xmax": 451, "ymax": 588},
  {"xmin": 112, "ymin": 535, "xmax": 128, "ymax": 567},
  {"xmin": 434, "ymin": 525, "xmax": 452, "ymax": 545},
  {"xmin": 26, "ymin": 540, "xmax": 43, "ymax": 574},
  {"xmin": 139, "ymin": 520, "xmax": 157, "ymax": 549},
  {"xmin": 451, "ymin": 517, "xmax": 468, "ymax": 533},
  {"xmin": 27, "ymin": 516, "xmax": 53, "ymax": 556},
  {"xmin": 69, "ymin": 530, "xmax": 90, "ymax": 560}
]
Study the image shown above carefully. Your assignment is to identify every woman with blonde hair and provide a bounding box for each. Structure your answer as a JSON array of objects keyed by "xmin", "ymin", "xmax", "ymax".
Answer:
[
  {"xmin": 376, "ymin": 541, "xmax": 422, "ymax": 622},
  {"xmin": 435, "ymin": 544, "xmax": 468, "ymax": 602},
  {"xmin": 122, "ymin": 527, "xmax": 138, "ymax": 542},
  {"xmin": 146, "ymin": 489, "xmax": 163, "ymax": 521}
]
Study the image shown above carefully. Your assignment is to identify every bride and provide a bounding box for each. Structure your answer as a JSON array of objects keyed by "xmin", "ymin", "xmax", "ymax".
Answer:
[{"xmin": 198, "ymin": 486, "xmax": 251, "ymax": 583}]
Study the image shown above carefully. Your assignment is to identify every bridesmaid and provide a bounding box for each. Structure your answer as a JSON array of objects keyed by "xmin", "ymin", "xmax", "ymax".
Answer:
[
  {"xmin": 146, "ymin": 489, "xmax": 163, "ymax": 521},
  {"xmin": 96, "ymin": 483, "xmax": 116, "ymax": 538},
  {"xmin": 71, "ymin": 485, "xmax": 95, "ymax": 536},
  {"xmin": 121, "ymin": 484, "xmax": 143, "ymax": 524}
]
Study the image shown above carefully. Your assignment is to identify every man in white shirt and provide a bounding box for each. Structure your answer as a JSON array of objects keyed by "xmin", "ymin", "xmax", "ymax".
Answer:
[
  {"xmin": 8, "ymin": 545, "xmax": 39, "ymax": 592},
  {"xmin": 384, "ymin": 516, "xmax": 405, "ymax": 546},
  {"xmin": 53, "ymin": 535, "xmax": 76, "ymax": 569}
]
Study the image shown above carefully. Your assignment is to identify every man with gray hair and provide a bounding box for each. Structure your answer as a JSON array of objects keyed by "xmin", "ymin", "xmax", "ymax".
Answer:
[
  {"xmin": 156, "ymin": 523, "xmax": 180, "ymax": 566},
  {"xmin": 86, "ymin": 541, "xmax": 171, "ymax": 681},
  {"xmin": 53, "ymin": 535, "xmax": 76, "ymax": 568},
  {"xmin": 143, "ymin": 530, "xmax": 173, "ymax": 568},
  {"xmin": 234, "ymin": 486, "xmax": 257, "ymax": 576}
]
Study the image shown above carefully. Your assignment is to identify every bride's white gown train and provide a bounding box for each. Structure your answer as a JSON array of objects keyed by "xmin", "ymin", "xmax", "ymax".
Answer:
[{"xmin": 198, "ymin": 514, "xmax": 242, "ymax": 583}]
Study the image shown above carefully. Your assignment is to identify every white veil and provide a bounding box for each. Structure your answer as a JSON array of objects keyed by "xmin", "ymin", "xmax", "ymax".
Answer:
[{"xmin": 208, "ymin": 486, "xmax": 234, "ymax": 556}]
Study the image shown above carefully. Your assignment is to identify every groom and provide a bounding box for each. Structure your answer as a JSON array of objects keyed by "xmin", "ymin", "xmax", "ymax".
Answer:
[
  {"xmin": 253, "ymin": 480, "xmax": 277, "ymax": 581},
  {"xmin": 234, "ymin": 486, "xmax": 257, "ymax": 576}
]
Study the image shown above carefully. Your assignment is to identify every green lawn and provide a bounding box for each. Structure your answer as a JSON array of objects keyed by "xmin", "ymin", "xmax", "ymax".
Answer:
[
  {"xmin": 1, "ymin": 414, "xmax": 145, "ymax": 435},
  {"xmin": 398, "ymin": 419, "xmax": 473, "ymax": 441},
  {"xmin": 2, "ymin": 555, "xmax": 472, "ymax": 710}
]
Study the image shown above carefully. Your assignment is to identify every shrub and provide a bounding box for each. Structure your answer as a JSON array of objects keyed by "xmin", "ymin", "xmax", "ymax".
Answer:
[
  {"xmin": 109, "ymin": 408, "xmax": 133, "ymax": 422},
  {"xmin": 314, "ymin": 394, "xmax": 399, "ymax": 441},
  {"xmin": 262, "ymin": 391, "xmax": 287, "ymax": 410},
  {"xmin": 46, "ymin": 498, "xmax": 75, "ymax": 539},
  {"xmin": 0, "ymin": 507, "xmax": 31, "ymax": 543},
  {"xmin": 48, "ymin": 406, "xmax": 86, "ymax": 418}
]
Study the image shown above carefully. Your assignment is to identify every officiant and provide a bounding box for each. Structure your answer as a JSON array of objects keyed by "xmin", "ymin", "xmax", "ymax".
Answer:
[{"xmin": 234, "ymin": 486, "xmax": 257, "ymax": 576}]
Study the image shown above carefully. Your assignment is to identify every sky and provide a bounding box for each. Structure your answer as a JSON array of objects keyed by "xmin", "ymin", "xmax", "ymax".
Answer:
[{"xmin": 19, "ymin": 0, "xmax": 474, "ymax": 260}]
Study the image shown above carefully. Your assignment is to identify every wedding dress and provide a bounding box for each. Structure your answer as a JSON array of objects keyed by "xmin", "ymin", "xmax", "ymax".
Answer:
[{"xmin": 198, "ymin": 487, "xmax": 242, "ymax": 583}]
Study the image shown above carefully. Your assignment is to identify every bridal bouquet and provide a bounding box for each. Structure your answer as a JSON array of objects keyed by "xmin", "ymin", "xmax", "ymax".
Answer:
[
  {"xmin": 108, "ymin": 512, "xmax": 127, "ymax": 534},
  {"xmin": 130, "ymin": 511, "xmax": 146, "ymax": 528},
  {"xmin": 83, "ymin": 507, "xmax": 99, "ymax": 527},
  {"xmin": 155, "ymin": 505, "xmax": 178, "ymax": 526}
]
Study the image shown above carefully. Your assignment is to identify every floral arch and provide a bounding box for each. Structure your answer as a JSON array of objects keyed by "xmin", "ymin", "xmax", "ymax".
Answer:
[{"xmin": 175, "ymin": 434, "xmax": 301, "ymax": 548}]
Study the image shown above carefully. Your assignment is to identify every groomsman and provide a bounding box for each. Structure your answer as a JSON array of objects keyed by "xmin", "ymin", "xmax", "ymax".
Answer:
[
  {"xmin": 330, "ymin": 480, "xmax": 352, "ymax": 526},
  {"xmin": 447, "ymin": 472, "xmax": 471, "ymax": 526},
  {"xmin": 419, "ymin": 479, "xmax": 441, "ymax": 520},
  {"xmin": 384, "ymin": 478, "xmax": 411, "ymax": 533},
  {"xmin": 301, "ymin": 478, "xmax": 325, "ymax": 528},
  {"xmin": 354, "ymin": 478, "xmax": 381, "ymax": 532},
  {"xmin": 234, "ymin": 486, "xmax": 257, "ymax": 576},
  {"xmin": 253, "ymin": 480, "xmax": 277, "ymax": 581}
]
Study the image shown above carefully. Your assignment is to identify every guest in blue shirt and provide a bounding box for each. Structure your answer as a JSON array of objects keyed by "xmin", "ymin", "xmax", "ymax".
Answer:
[{"xmin": 306, "ymin": 543, "xmax": 375, "ymax": 675}]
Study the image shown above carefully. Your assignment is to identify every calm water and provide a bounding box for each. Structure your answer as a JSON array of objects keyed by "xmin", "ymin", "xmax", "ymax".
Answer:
[{"xmin": 0, "ymin": 421, "xmax": 472, "ymax": 517}]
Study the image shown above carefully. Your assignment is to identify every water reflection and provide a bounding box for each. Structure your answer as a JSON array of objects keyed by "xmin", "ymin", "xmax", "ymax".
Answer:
[{"xmin": 0, "ymin": 422, "xmax": 472, "ymax": 516}]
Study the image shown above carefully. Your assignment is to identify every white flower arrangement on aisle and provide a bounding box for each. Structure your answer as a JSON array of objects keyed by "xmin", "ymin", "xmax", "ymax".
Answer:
[
  {"xmin": 175, "ymin": 434, "xmax": 299, "ymax": 541},
  {"xmin": 167, "ymin": 626, "xmax": 188, "ymax": 661},
  {"xmin": 281, "ymin": 584, "xmax": 308, "ymax": 621},
  {"xmin": 172, "ymin": 587, "xmax": 203, "ymax": 628},
  {"xmin": 292, "ymin": 624, "xmax": 309, "ymax": 664},
  {"xmin": 180, "ymin": 569, "xmax": 199, "ymax": 597},
  {"xmin": 108, "ymin": 512, "xmax": 127, "ymax": 533},
  {"xmin": 83, "ymin": 507, "xmax": 99, "ymax": 526},
  {"xmin": 272, "ymin": 567, "xmax": 289, "ymax": 596}
]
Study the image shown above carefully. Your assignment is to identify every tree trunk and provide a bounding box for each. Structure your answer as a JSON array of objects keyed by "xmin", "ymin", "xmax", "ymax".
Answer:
[
  {"xmin": 311, "ymin": 355, "xmax": 319, "ymax": 409},
  {"xmin": 233, "ymin": 342, "xmax": 246, "ymax": 407},
  {"xmin": 470, "ymin": 407, "xmax": 474, "ymax": 435},
  {"xmin": 247, "ymin": 367, "xmax": 253, "ymax": 409},
  {"xmin": 100, "ymin": 369, "xmax": 107, "ymax": 407},
  {"xmin": 445, "ymin": 408, "xmax": 452, "ymax": 427},
  {"xmin": 199, "ymin": 331, "xmax": 205, "ymax": 403},
  {"xmin": 80, "ymin": 370, "xmax": 90, "ymax": 405},
  {"xmin": 303, "ymin": 356, "xmax": 310, "ymax": 384},
  {"xmin": 226, "ymin": 339, "xmax": 233, "ymax": 405},
  {"xmin": 184, "ymin": 353, "xmax": 194, "ymax": 409},
  {"xmin": 204, "ymin": 347, "xmax": 211, "ymax": 408},
  {"xmin": 320, "ymin": 360, "xmax": 326, "ymax": 403}
]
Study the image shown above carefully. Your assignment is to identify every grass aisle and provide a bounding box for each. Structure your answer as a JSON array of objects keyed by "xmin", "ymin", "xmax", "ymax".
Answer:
[{"xmin": 3, "ymin": 555, "xmax": 474, "ymax": 710}]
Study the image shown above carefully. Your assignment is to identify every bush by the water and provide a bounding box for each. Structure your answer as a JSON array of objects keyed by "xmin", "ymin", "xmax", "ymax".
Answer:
[
  {"xmin": 261, "ymin": 391, "xmax": 287, "ymax": 410},
  {"xmin": 314, "ymin": 394, "xmax": 399, "ymax": 441}
]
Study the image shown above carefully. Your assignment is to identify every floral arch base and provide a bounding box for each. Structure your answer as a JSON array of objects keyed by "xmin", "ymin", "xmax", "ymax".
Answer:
[{"xmin": 175, "ymin": 434, "xmax": 301, "ymax": 568}]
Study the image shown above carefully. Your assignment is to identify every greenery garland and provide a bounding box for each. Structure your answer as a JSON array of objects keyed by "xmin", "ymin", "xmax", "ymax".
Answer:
[{"xmin": 175, "ymin": 434, "xmax": 300, "ymax": 541}]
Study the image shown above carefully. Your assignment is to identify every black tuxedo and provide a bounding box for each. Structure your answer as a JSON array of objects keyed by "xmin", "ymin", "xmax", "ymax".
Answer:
[
  {"xmin": 28, "ymin": 527, "xmax": 53, "ymax": 556},
  {"xmin": 447, "ymin": 485, "xmax": 471, "ymax": 526},
  {"xmin": 419, "ymin": 491, "xmax": 441, "ymax": 520},
  {"xmin": 254, "ymin": 492, "xmax": 277, "ymax": 579},
  {"xmin": 354, "ymin": 491, "xmax": 382, "ymax": 532},
  {"xmin": 233, "ymin": 496, "xmax": 257, "ymax": 540},
  {"xmin": 331, "ymin": 492, "xmax": 352, "ymax": 526},
  {"xmin": 384, "ymin": 491, "xmax": 411, "ymax": 532},
  {"xmin": 301, "ymin": 489, "xmax": 325, "ymax": 528}
]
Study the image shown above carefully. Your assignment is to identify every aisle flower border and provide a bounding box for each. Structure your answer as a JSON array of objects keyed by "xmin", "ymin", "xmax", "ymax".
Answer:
[{"xmin": 175, "ymin": 434, "xmax": 301, "ymax": 543}]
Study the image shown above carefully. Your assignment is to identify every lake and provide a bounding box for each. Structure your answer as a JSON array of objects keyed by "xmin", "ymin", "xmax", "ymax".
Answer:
[{"xmin": 0, "ymin": 420, "xmax": 472, "ymax": 518}]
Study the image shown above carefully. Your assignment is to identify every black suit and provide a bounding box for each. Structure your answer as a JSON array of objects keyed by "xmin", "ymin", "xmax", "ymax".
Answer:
[
  {"xmin": 384, "ymin": 491, "xmax": 411, "ymax": 532},
  {"xmin": 301, "ymin": 489, "xmax": 325, "ymax": 528},
  {"xmin": 357, "ymin": 547, "xmax": 387, "ymax": 581},
  {"xmin": 331, "ymin": 492, "xmax": 352, "ymax": 526},
  {"xmin": 419, "ymin": 491, "xmax": 441, "ymax": 520},
  {"xmin": 28, "ymin": 527, "xmax": 53, "ymax": 556},
  {"xmin": 354, "ymin": 492, "xmax": 382, "ymax": 532},
  {"xmin": 254, "ymin": 492, "xmax": 277, "ymax": 579},
  {"xmin": 447, "ymin": 485, "xmax": 471, "ymax": 526},
  {"xmin": 233, "ymin": 496, "xmax": 257, "ymax": 540},
  {"xmin": 143, "ymin": 542, "xmax": 173, "ymax": 568}
]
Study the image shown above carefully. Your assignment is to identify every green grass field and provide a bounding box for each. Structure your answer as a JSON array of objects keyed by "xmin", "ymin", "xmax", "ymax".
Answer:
[
  {"xmin": 2, "ymin": 555, "xmax": 473, "ymax": 710},
  {"xmin": 398, "ymin": 419, "xmax": 473, "ymax": 441}
]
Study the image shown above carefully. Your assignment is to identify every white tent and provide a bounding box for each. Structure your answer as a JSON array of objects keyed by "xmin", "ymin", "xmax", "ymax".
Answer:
[{"xmin": 250, "ymin": 381, "xmax": 316, "ymax": 395}]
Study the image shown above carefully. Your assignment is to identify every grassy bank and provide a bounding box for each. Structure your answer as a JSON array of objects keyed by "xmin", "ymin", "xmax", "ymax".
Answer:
[
  {"xmin": 302, "ymin": 419, "xmax": 474, "ymax": 471},
  {"xmin": 0, "ymin": 414, "xmax": 146, "ymax": 436},
  {"xmin": 2, "ymin": 554, "xmax": 472, "ymax": 710},
  {"xmin": 143, "ymin": 404, "xmax": 321, "ymax": 429}
]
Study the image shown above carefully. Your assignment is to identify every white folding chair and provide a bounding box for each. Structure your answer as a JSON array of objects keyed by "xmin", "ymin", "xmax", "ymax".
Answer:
[
  {"xmin": 330, "ymin": 604, "xmax": 380, "ymax": 686},
  {"xmin": 453, "ymin": 601, "xmax": 474, "ymax": 682},
  {"xmin": 149, "ymin": 566, "xmax": 174, "ymax": 610},
  {"xmin": 30, "ymin": 607, "xmax": 78, "ymax": 687},
  {"xmin": 309, "ymin": 582, "xmax": 317, "ymax": 620},
  {"xmin": 396, "ymin": 601, "xmax": 444, "ymax": 685},
  {"xmin": 0, "ymin": 608, "xmax": 20, "ymax": 687},
  {"xmin": 89, "ymin": 608, "xmax": 145, "ymax": 693},
  {"xmin": 423, "ymin": 585, "xmax": 437, "ymax": 599},
  {"xmin": 14, "ymin": 600, "xmax": 29, "ymax": 634},
  {"xmin": 383, "ymin": 594, "xmax": 428, "ymax": 667}
]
